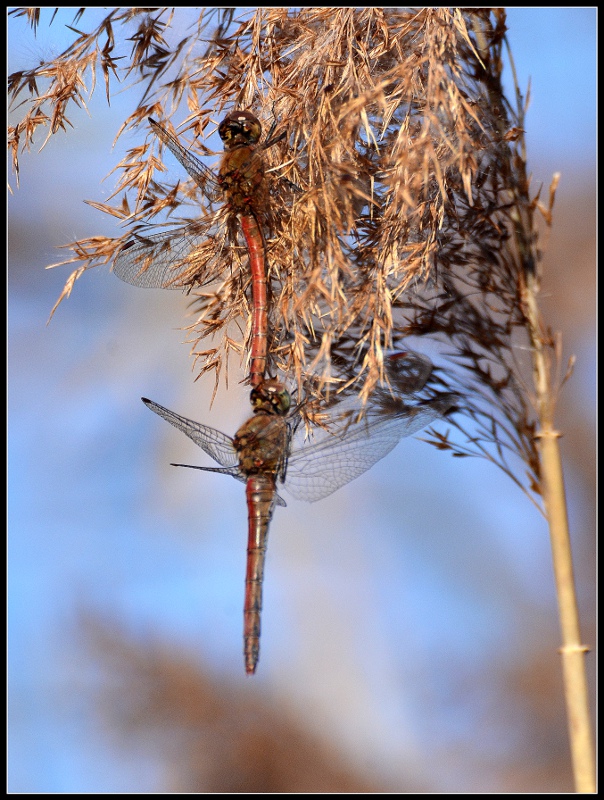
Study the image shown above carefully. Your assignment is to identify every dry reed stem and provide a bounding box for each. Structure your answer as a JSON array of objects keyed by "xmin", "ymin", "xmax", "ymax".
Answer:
[
  {"xmin": 512, "ymin": 116, "xmax": 594, "ymax": 799},
  {"xmin": 498, "ymin": 33, "xmax": 593, "ymax": 790}
]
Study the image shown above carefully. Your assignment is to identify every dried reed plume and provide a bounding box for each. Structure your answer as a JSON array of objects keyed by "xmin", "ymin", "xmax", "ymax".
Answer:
[{"xmin": 8, "ymin": 7, "xmax": 593, "ymax": 790}]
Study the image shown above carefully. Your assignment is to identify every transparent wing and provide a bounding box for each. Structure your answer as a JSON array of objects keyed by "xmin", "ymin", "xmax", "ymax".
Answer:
[
  {"xmin": 113, "ymin": 213, "xmax": 234, "ymax": 289},
  {"xmin": 142, "ymin": 398, "xmax": 239, "ymax": 468},
  {"xmin": 384, "ymin": 351, "xmax": 434, "ymax": 394},
  {"xmin": 168, "ymin": 461, "xmax": 287, "ymax": 508},
  {"xmin": 150, "ymin": 118, "xmax": 268, "ymax": 195},
  {"xmin": 328, "ymin": 351, "xmax": 435, "ymax": 407},
  {"xmin": 149, "ymin": 118, "xmax": 222, "ymax": 200},
  {"xmin": 144, "ymin": 398, "xmax": 288, "ymax": 507},
  {"xmin": 284, "ymin": 397, "xmax": 454, "ymax": 503},
  {"xmin": 113, "ymin": 118, "xmax": 232, "ymax": 290}
]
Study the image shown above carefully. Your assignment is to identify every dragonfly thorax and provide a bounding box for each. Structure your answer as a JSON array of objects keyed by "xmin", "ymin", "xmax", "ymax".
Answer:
[
  {"xmin": 234, "ymin": 413, "xmax": 288, "ymax": 476},
  {"xmin": 218, "ymin": 146, "xmax": 264, "ymax": 210},
  {"xmin": 217, "ymin": 112, "xmax": 265, "ymax": 212}
]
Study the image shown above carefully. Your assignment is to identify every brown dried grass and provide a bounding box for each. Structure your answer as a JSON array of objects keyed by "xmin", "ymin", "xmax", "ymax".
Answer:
[{"xmin": 7, "ymin": 9, "xmax": 547, "ymax": 498}]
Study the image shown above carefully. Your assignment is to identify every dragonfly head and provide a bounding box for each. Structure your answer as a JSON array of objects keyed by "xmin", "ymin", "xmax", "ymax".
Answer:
[
  {"xmin": 250, "ymin": 379, "xmax": 291, "ymax": 416},
  {"xmin": 219, "ymin": 111, "xmax": 262, "ymax": 150}
]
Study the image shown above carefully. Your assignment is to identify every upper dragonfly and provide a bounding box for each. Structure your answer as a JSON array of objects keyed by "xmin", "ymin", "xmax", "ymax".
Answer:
[
  {"xmin": 114, "ymin": 111, "xmax": 285, "ymax": 387},
  {"xmin": 142, "ymin": 351, "xmax": 456, "ymax": 674}
]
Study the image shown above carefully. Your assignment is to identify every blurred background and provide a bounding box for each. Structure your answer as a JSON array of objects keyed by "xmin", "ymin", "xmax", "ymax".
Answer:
[{"xmin": 8, "ymin": 8, "xmax": 595, "ymax": 792}]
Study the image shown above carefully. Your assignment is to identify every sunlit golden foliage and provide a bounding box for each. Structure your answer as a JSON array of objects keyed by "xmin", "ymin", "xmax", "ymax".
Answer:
[{"xmin": 9, "ymin": 7, "xmax": 564, "ymax": 506}]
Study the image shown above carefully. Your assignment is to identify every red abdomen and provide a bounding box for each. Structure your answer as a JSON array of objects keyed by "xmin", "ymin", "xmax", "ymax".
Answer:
[{"xmin": 244, "ymin": 473, "xmax": 277, "ymax": 674}]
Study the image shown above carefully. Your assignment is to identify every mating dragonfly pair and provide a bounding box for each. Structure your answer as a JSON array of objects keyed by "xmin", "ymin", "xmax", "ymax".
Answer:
[{"xmin": 114, "ymin": 112, "xmax": 455, "ymax": 674}]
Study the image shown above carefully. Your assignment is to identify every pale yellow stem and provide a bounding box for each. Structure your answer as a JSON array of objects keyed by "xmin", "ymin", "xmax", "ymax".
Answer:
[{"xmin": 523, "ymin": 274, "xmax": 595, "ymax": 792}]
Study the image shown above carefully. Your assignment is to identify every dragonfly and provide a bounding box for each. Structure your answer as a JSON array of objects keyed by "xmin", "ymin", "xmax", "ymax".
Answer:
[
  {"xmin": 142, "ymin": 351, "xmax": 456, "ymax": 674},
  {"xmin": 114, "ymin": 111, "xmax": 286, "ymax": 387}
]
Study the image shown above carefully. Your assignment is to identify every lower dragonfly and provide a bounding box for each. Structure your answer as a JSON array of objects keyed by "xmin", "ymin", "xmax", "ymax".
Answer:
[
  {"xmin": 143, "ymin": 352, "xmax": 455, "ymax": 674},
  {"xmin": 114, "ymin": 111, "xmax": 286, "ymax": 387}
]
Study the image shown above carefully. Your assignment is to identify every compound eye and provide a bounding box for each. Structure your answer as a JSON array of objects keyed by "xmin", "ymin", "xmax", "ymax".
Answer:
[
  {"xmin": 243, "ymin": 119, "xmax": 262, "ymax": 144},
  {"xmin": 250, "ymin": 387, "xmax": 263, "ymax": 408},
  {"xmin": 217, "ymin": 120, "xmax": 231, "ymax": 142},
  {"xmin": 268, "ymin": 385, "xmax": 291, "ymax": 414}
]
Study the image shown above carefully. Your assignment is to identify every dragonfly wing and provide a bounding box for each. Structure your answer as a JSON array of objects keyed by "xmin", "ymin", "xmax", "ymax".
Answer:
[
  {"xmin": 284, "ymin": 399, "xmax": 452, "ymax": 502},
  {"xmin": 322, "ymin": 352, "xmax": 435, "ymax": 412},
  {"xmin": 142, "ymin": 398, "xmax": 239, "ymax": 468},
  {"xmin": 149, "ymin": 118, "xmax": 222, "ymax": 200},
  {"xmin": 148, "ymin": 405, "xmax": 287, "ymax": 507},
  {"xmin": 113, "ymin": 215, "xmax": 230, "ymax": 289},
  {"xmin": 385, "ymin": 351, "xmax": 434, "ymax": 394}
]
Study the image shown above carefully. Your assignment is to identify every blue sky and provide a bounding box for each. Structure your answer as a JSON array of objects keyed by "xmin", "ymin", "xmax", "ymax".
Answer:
[{"xmin": 8, "ymin": 8, "xmax": 596, "ymax": 792}]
